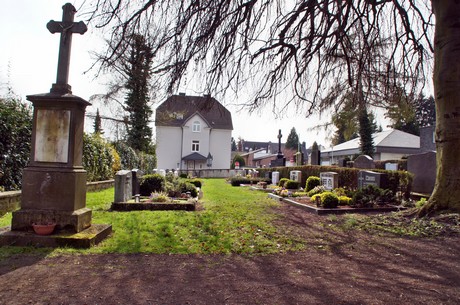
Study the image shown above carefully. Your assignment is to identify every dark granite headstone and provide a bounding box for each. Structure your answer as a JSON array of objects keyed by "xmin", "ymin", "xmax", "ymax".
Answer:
[
  {"xmin": 358, "ymin": 170, "xmax": 382, "ymax": 189},
  {"xmin": 407, "ymin": 151, "xmax": 436, "ymax": 194},
  {"xmin": 354, "ymin": 155, "xmax": 375, "ymax": 169},
  {"xmin": 131, "ymin": 168, "xmax": 144, "ymax": 196}
]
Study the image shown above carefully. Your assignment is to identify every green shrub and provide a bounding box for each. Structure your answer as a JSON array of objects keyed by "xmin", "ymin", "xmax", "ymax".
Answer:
[
  {"xmin": 112, "ymin": 141, "xmax": 140, "ymax": 170},
  {"xmin": 231, "ymin": 154, "xmax": 245, "ymax": 169},
  {"xmin": 138, "ymin": 151, "xmax": 157, "ymax": 175},
  {"xmin": 284, "ymin": 180, "xmax": 300, "ymax": 189},
  {"xmin": 320, "ymin": 192, "xmax": 339, "ymax": 208},
  {"xmin": 83, "ymin": 133, "xmax": 115, "ymax": 182},
  {"xmin": 306, "ymin": 176, "xmax": 320, "ymax": 191},
  {"xmin": 351, "ymin": 185, "xmax": 382, "ymax": 208},
  {"xmin": 307, "ymin": 185, "xmax": 326, "ymax": 197},
  {"xmin": 230, "ymin": 177, "xmax": 250, "ymax": 186},
  {"xmin": 311, "ymin": 193, "xmax": 321, "ymax": 204},
  {"xmin": 179, "ymin": 173, "xmax": 188, "ymax": 179},
  {"xmin": 181, "ymin": 181, "xmax": 198, "ymax": 197},
  {"xmin": 188, "ymin": 179, "xmax": 203, "ymax": 188},
  {"xmin": 140, "ymin": 174, "xmax": 165, "ymax": 196},
  {"xmin": 0, "ymin": 97, "xmax": 32, "ymax": 191},
  {"xmin": 278, "ymin": 178, "xmax": 289, "ymax": 187},
  {"xmin": 338, "ymin": 196, "xmax": 352, "ymax": 206},
  {"xmin": 416, "ymin": 198, "xmax": 427, "ymax": 208},
  {"xmin": 379, "ymin": 189, "xmax": 396, "ymax": 206}
]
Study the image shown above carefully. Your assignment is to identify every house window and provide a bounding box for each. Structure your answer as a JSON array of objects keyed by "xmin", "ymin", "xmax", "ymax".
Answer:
[
  {"xmin": 192, "ymin": 140, "xmax": 200, "ymax": 152},
  {"xmin": 192, "ymin": 121, "xmax": 201, "ymax": 132}
]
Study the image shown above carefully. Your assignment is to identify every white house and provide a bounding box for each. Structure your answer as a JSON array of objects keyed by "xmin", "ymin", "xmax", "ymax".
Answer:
[
  {"xmin": 321, "ymin": 129, "xmax": 420, "ymax": 165},
  {"xmin": 155, "ymin": 93, "xmax": 233, "ymax": 170}
]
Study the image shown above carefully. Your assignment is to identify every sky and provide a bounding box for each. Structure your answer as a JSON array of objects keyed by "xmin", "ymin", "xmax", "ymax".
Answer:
[{"xmin": 0, "ymin": 0, "xmax": 394, "ymax": 149}]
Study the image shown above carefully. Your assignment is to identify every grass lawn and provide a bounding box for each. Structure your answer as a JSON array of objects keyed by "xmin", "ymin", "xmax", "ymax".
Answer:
[{"xmin": 0, "ymin": 179, "xmax": 305, "ymax": 256}]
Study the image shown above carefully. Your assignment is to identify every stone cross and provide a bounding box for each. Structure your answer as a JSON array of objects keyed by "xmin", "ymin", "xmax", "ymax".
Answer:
[
  {"xmin": 47, "ymin": 3, "xmax": 87, "ymax": 94},
  {"xmin": 277, "ymin": 129, "xmax": 283, "ymax": 157}
]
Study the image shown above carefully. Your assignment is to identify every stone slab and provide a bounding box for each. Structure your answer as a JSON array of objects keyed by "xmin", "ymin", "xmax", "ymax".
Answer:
[
  {"xmin": 12, "ymin": 207, "xmax": 92, "ymax": 233},
  {"xmin": 0, "ymin": 224, "xmax": 112, "ymax": 249}
]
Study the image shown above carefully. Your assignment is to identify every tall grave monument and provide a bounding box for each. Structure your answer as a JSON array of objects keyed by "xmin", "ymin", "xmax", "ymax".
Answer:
[
  {"xmin": 1, "ymin": 4, "xmax": 111, "ymax": 247},
  {"xmin": 270, "ymin": 129, "xmax": 286, "ymax": 167}
]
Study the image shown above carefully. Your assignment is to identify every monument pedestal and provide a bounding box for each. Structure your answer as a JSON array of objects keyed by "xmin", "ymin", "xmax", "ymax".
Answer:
[{"xmin": 0, "ymin": 3, "xmax": 111, "ymax": 248}]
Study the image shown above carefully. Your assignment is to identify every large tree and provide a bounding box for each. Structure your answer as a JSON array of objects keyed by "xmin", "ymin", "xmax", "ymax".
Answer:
[
  {"xmin": 84, "ymin": 1, "xmax": 460, "ymax": 214},
  {"xmin": 285, "ymin": 127, "xmax": 299, "ymax": 150},
  {"xmin": 124, "ymin": 34, "xmax": 154, "ymax": 152},
  {"xmin": 385, "ymin": 86, "xmax": 420, "ymax": 136}
]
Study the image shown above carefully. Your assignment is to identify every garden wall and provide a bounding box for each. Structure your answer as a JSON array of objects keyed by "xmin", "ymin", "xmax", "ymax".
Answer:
[{"xmin": 0, "ymin": 180, "xmax": 114, "ymax": 216}]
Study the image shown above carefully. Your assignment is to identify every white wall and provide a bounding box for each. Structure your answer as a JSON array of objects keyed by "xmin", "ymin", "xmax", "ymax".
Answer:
[
  {"xmin": 156, "ymin": 114, "xmax": 232, "ymax": 170},
  {"xmin": 379, "ymin": 152, "xmax": 408, "ymax": 161},
  {"xmin": 182, "ymin": 114, "xmax": 210, "ymax": 157},
  {"xmin": 156, "ymin": 126, "xmax": 182, "ymax": 169},
  {"xmin": 210, "ymin": 129, "xmax": 232, "ymax": 169}
]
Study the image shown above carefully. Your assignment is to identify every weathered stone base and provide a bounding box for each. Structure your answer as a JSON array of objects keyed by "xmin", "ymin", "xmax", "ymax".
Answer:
[
  {"xmin": 11, "ymin": 208, "xmax": 92, "ymax": 232},
  {"xmin": 0, "ymin": 224, "xmax": 112, "ymax": 249}
]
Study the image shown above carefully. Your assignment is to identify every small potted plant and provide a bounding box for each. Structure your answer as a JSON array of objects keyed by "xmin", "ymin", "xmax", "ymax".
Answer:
[{"xmin": 32, "ymin": 222, "xmax": 56, "ymax": 235}]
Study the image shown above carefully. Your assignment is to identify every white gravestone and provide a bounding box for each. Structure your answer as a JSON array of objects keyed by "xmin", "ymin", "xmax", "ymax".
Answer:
[{"xmin": 320, "ymin": 172, "xmax": 339, "ymax": 190}]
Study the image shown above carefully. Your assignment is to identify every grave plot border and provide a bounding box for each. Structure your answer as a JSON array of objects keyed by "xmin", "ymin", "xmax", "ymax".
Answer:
[{"xmin": 111, "ymin": 201, "xmax": 196, "ymax": 211}]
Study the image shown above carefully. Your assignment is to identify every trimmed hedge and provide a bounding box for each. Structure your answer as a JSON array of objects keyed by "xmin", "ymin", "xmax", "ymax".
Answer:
[
  {"xmin": 0, "ymin": 98, "xmax": 32, "ymax": 191},
  {"xmin": 83, "ymin": 133, "xmax": 117, "ymax": 182},
  {"xmin": 305, "ymin": 176, "xmax": 320, "ymax": 191},
  {"xmin": 257, "ymin": 165, "xmax": 412, "ymax": 198}
]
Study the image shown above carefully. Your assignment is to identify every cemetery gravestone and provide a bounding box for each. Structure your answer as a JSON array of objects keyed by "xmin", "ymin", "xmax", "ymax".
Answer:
[
  {"xmin": 290, "ymin": 170, "xmax": 302, "ymax": 183},
  {"xmin": 272, "ymin": 171, "xmax": 280, "ymax": 185},
  {"xmin": 407, "ymin": 151, "xmax": 436, "ymax": 194},
  {"xmin": 354, "ymin": 155, "xmax": 375, "ymax": 169},
  {"xmin": 131, "ymin": 169, "xmax": 143, "ymax": 197},
  {"xmin": 1, "ymin": 3, "xmax": 112, "ymax": 248},
  {"xmin": 310, "ymin": 146, "xmax": 320, "ymax": 166},
  {"xmin": 320, "ymin": 172, "xmax": 339, "ymax": 190},
  {"xmin": 385, "ymin": 163, "xmax": 398, "ymax": 171},
  {"xmin": 115, "ymin": 170, "xmax": 132, "ymax": 203},
  {"xmin": 358, "ymin": 170, "xmax": 382, "ymax": 189},
  {"xmin": 11, "ymin": 3, "xmax": 92, "ymax": 233}
]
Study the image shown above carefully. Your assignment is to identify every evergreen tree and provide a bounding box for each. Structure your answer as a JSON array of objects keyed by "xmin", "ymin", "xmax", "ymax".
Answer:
[
  {"xmin": 231, "ymin": 137, "xmax": 237, "ymax": 151},
  {"xmin": 125, "ymin": 34, "xmax": 154, "ymax": 152},
  {"xmin": 415, "ymin": 94, "xmax": 436, "ymax": 128},
  {"xmin": 358, "ymin": 108, "xmax": 374, "ymax": 157},
  {"xmin": 285, "ymin": 127, "xmax": 299, "ymax": 149},
  {"xmin": 93, "ymin": 108, "xmax": 103, "ymax": 135}
]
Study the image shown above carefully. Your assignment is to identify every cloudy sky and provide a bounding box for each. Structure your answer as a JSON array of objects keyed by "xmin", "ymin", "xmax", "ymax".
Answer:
[{"xmin": 0, "ymin": 0, "xmax": 394, "ymax": 148}]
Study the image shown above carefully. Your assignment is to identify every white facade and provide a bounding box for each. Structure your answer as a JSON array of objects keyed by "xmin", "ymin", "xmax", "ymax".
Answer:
[{"xmin": 156, "ymin": 114, "xmax": 232, "ymax": 170}]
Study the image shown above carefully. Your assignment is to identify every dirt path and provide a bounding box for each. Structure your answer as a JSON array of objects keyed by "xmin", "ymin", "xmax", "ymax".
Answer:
[{"xmin": 0, "ymin": 203, "xmax": 459, "ymax": 305}]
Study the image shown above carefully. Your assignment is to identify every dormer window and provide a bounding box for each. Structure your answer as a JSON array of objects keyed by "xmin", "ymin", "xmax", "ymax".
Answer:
[{"xmin": 192, "ymin": 121, "xmax": 201, "ymax": 132}]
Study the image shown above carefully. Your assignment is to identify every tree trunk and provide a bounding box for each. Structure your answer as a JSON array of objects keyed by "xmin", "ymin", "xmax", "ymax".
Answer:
[{"xmin": 419, "ymin": 0, "xmax": 460, "ymax": 215}]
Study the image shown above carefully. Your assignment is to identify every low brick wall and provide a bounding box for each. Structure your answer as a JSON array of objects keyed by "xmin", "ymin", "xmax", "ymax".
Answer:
[{"xmin": 0, "ymin": 180, "xmax": 114, "ymax": 216}]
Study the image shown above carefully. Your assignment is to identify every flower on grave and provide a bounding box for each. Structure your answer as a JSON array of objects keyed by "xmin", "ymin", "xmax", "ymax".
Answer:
[
  {"xmin": 280, "ymin": 189, "xmax": 291, "ymax": 197},
  {"xmin": 149, "ymin": 192, "xmax": 169, "ymax": 202}
]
